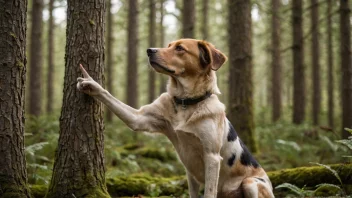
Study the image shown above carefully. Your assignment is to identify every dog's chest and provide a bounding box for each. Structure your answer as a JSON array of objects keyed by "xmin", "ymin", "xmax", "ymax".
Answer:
[{"xmin": 173, "ymin": 130, "xmax": 206, "ymax": 182}]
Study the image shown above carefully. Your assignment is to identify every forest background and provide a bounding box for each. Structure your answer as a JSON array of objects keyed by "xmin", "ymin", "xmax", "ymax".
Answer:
[{"xmin": 1, "ymin": 0, "xmax": 352, "ymax": 197}]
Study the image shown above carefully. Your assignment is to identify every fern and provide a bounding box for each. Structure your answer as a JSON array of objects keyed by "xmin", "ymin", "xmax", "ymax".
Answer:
[
  {"xmin": 310, "ymin": 162, "xmax": 343, "ymax": 185},
  {"xmin": 313, "ymin": 183, "xmax": 343, "ymax": 196},
  {"xmin": 25, "ymin": 142, "xmax": 49, "ymax": 156},
  {"xmin": 275, "ymin": 183, "xmax": 305, "ymax": 197},
  {"xmin": 344, "ymin": 128, "xmax": 352, "ymax": 134}
]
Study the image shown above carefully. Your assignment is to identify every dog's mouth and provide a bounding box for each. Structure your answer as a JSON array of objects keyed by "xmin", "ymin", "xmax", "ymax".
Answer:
[{"xmin": 149, "ymin": 60, "xmax": 175, "ymax": 74}]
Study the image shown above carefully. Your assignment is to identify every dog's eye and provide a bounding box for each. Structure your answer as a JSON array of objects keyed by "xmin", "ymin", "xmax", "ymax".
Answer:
[{"xmin": 175, "ymin": 45, "xmax": 184, "ymax": 51}]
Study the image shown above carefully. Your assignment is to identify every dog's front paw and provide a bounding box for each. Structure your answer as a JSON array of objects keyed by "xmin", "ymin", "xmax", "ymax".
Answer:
[{"xmin": 77, "ymin": 64, "xmax": 103, "ymax": 96}]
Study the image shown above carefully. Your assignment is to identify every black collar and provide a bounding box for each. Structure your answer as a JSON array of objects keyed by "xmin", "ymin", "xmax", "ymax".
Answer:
[{"xmin": 173, "ymin": 91, "xmax": 212, "ymax": 109}]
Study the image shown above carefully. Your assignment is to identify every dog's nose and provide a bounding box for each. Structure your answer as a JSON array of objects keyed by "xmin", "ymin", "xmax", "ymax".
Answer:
[{"xmin": 147, "ymin": 48, "xmax": 158, "ymax": 56}]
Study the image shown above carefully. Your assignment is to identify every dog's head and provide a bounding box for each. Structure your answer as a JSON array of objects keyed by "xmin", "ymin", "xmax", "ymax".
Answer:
[{"xmin": 147, "ymin": 39, "xmax": 227, "ymax": 77}]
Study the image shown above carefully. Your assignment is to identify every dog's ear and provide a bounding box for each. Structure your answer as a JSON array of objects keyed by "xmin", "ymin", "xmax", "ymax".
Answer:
[
  {"xmin": 198, "ymin": 41, "xmax": 227, "ymax": 71},
  {"xmin": 198, "ymin": 42, "xmax": 211, "ymax": 68}
]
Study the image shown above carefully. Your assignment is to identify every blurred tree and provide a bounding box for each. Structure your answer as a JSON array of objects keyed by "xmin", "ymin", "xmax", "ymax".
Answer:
[
  {"xmin": 227, "ymin": 0, "xmax": 257, "ymax": 152},
  {"xmin": 46, "ymin": 0, "xmax": 55, "ymax": 113},
  {"xmin": 310, "ymin": 0, "xmax": 321, "ymax": 125},
  {"xmin": 182, "ymin": 0, "xmax": 195, "ymax": 38},
  {"xmin": 106, "ymin": 0, "xmax": 114, "ymax": 122},
  {"xmin": 148, "ymin": 0, "xmax": 156, "ymax": 103},
  {"xmin": 0, "ymin": 0, "xmax": 32, "ymax": 197},
  {"xmin": 127, "ymin": 0, "xmax": 138, "ymax": 108},
  {"xmin": 201, "ymin": 0, "xmax": 208, "ymax": 40},
  {"xmin": 292, "ymin": 0, "xmax": 306, "ymax": 124},
  {"xmin": 46, "ymin": 0, "xmax": 110, "ymax": 197},
  {"xmin": 327, "ymin": 0, "xmax": 334, "ymax": 127},
  {"xmin": 340, "ymin": 0, "xmax": 352, "ymax": 138},
  {"xmin": 29, "ymin": 0, "xmax": 43, "ymax": 116},
  {"xmin": 159, "ymin": 0, "xmax": 167, "ymax": 94},
  {"xmin": 271, "ymin": 0, "xmax": 282, "ymax": 122}
]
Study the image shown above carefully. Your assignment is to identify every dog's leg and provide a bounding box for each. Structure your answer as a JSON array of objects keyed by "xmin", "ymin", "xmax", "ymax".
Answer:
[
  {"xmin": 77, "ymin": 65, "xmax": 166, "ymax": 132},
  {"xmin": 186, "ymin": 171, "xmax": 200, "ymax": 198},
  {"xmin": 242, "ymin": 177, "xmax": 274, "ymax": 198},
  {"xmin": 203, "ymin": 153, "xmax": 221, "ymax": 198}
]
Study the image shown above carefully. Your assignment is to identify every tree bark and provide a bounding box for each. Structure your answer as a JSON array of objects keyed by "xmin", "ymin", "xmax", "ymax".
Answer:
[
  {"xmin": 46, "ymin": 0, "xmax": 110, "ymax": 197},
  {"xmin": 327, "ymin": 0, "xmax": 334, "ymax": 128},
  {"xmin": 311, "ymin": 0, "xmax": 321, "ymax": 125},
  {"xmin": 106, "ymin": 0, "xmax": 114, "ymax": 122},
  {"xmin": 201, "ymin": 0, "xmax": 209, "ymax": 40},
  {"xmin": 182, "ymin": 0, "xmax": 195, "ymax": 38},
  {"xmin": 126, "ymin": 0, "xmax": 138, "ymax": 108},
  {"xmin": 46, "ymin": 0, "xmax": 54, "ymax": 113},
  {"xmin": 340, "ymin": 0, "xmax": 352, "ymax": 138},
  {"xmin": 292, "ymin": 0, "xmax": 306, "ymax": 124},
  {"xmin": 159, "ymin": 0, "xmax": 167, "ymax": 94},
  {"xmin": 271, "ymin": 0, "xmax": 282, "ymax": 122},
  {"xmin": 29, "ymin": 0, "xmax": 43, "ymax": 116},
  {"xmin": 227, "ymin": 0, "xmax": 257, "ymax": 153},
  {"xmin": 0, "ymin": 0, "xmax": 32, "ymax": 197},
  {"xmin": 148, "ymin": 0, "xmax": 156, "ymax": 103}
]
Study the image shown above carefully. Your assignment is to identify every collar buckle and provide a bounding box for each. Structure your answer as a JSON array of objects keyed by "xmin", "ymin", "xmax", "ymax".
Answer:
[{"xmin": 181, "ymin": 99, "xmax": 186, "ymax": 110}]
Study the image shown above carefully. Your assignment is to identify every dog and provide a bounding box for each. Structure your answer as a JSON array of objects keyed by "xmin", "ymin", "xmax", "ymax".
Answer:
[{"xmin": 77, "ymin": 39, "xmax": 274, "ymax": 198}]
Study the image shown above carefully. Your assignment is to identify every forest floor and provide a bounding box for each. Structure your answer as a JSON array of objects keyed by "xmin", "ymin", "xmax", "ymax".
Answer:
[{"xmin": 25, "ymin": 114, "xmax": 352, "ymax": 197}]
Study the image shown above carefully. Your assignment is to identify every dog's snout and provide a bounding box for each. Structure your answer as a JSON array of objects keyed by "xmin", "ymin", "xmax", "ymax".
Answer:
[{"xmin": 147, "ymin": 48, "xmax": 158, "ymax": 56}]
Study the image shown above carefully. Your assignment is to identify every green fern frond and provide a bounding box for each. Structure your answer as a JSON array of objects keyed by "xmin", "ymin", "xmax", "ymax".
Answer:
[
  {"xmin": 25, "ymin": 142, "xmax": 49, "ymax": 156},
  {"xmin": 314, "ymin": 183, "xmax": 342, "ymax": 195},
  {"xmin": 311, "ymin": 163, "xmax": 343, "ymax": 185},
  {"xmin": 336, "ymin": 139, "xmax": 352, "ymax": 150},
  {"xmin": 275, "ymin": 183, "xmax": 304, "ymax": 196},
  {"xmin": 344, "ymin": 128, "xmax": 352, "ymax": 134}
]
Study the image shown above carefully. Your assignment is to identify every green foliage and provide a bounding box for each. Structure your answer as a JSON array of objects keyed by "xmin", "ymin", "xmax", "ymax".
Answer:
[
  {"xmin": 275, "ymin": 183, "xmax": 309, "ymax": 197},
  {"xmin": 310, "ymin": 163, "xmax": 343, "ymax": 185}
]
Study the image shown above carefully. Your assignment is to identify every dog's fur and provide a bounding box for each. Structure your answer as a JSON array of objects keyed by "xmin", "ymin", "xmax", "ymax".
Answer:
[{"xmin": 77, "ymin": 39, "xmax": 274, "ymax": 198}]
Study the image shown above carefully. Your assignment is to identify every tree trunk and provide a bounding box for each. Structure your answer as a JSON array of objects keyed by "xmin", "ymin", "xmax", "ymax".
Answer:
[
  {"xmin": 106, "ymin": 0, "xmax": 114, "ymax": 122},
  {"xmin": 148, "ymin": 0, "xmax": 156, "ymax": 103},
  {"xmin": 340, "ymin": 0, "xmax": 352, "ymax": 138},
  {"xmin": 311, "ymin": 0, "xmax": 321, "ymax": 125},
  {"xmin": 201, "ymin": 0, "xmax": 209, "ymax": 40},
  {"xmin": 327, "ymin": 0, "xmax": 334, "ymax": 128},
  {"xmin": 0, "ymin": 0, "xmax": 32, "ymax": 197},
  {"xmin": 46, "ymin": 0, "xmax": 110, "ymax": 197},
  {"xmin": 46, "ymin": 0, "xmax": 54, "ymax": 113},
  {"xmin": 126, "ymin": 0, "xmax": 138, "ymax": 108},
  {"xmin": 292, "ymin": 0, "xmax": 306, "ymax": 124},
  {"xmin": 227, "ymin": 0, "xmax": 257, "ymax": 153},
  {"xmin": 159, "ymin": 0, "xmax": 167, "ymax": 94},
  {"xmin": 29, "ymin": 0, "xmax": 43, "ymax": 116},
  {"xmin": 182, "ymin": 0, "xmax": 195, "ymax": 38},
  {"xmin": 271, "ymin": 0, "xmax": 282, "ymax": 122}
]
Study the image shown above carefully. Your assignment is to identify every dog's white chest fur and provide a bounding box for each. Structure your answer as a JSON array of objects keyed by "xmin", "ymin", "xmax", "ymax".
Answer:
[{"xmin": 173, "ymin": 129, "xmax": 206, "ymax": 182}]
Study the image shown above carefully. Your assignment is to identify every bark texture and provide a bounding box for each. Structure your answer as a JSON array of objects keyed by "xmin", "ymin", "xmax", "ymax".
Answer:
[
  {"xmin": 0, "ymin": 0, "xmax": 32, "ymax": 197},
  {"xmin": 29, "ymin": 0, "xmax": 43, "ymax": 116},
  {"xmin": 46, "ymin": 0, "xmax": 54, "ymax": 113},
  {"xmin": 310, "ymin": 0, "xmax": 321, "ymax": 125},
  {"xmin": 182, "ymin": 0, "xmax": 195, "ymax": 38},
  {"xmin": 327, "ymin": 0, "xmax": 334, "ymax": 128},
  {"xmin": 106, "ymin": 0, "xmax": 113, "ymax": 122},
  {"xmin": 126, "ymin": 0, "xmax": 138, "ymax": 108},
  {"xmin": 292, "ymin": 0, "xmax": 306, "ymax": 124},
  {"xmin": 201, "ymin": 0, "xmax": 209, "ymax": 40},
  {"xmin": 46, "ymin": 0, "xmax": 109, "ymax": 197},
  {"xmin": 340, "ymin": 0, "xmax": 352, "ymax": 138},
  {"xmin": 159, "ymin": 0, "xmax": 167, "ymax": 94},
  {"xmin": 227, "ymin": 0, "xmax": 257, "ymax": 152},
  {"xmin": 271, "ymin": 0, "xmax": 282, "ymax": 122},
  {"xmin": 148, "ymin": 0, "xmax": 156, "ymax": 103}
]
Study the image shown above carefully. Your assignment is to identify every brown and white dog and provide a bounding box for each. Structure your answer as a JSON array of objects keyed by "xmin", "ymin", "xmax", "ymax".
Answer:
[{"xmin": 77, "ymin": 39, "xmax": 274, "ymax": 198}]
